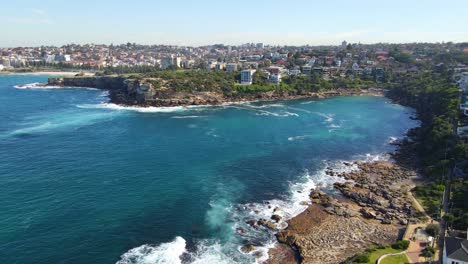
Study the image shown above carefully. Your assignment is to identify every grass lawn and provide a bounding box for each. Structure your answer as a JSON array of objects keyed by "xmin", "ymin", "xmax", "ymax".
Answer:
[
  {"xmin": 363, "ymin": 246, "xmax": 405, "ymax": 264},
  {"xmin": 381, "ymin": 254, "xmax": 409, "ymax": 264}
]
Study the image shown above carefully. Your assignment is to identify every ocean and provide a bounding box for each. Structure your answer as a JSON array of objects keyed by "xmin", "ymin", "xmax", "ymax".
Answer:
[{"xmin": 0, "ymin": 74, "xmax": 419, "ymax": 264}]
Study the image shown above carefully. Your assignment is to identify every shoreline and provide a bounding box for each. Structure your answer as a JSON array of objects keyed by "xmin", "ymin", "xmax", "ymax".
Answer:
[
  {"xmin": 1, "ymin": 71, "xmax": 94, "ymax": 76},
  {"xmin": 264, "ymin": 130, "xmax": 422, "ymax": 263},
  {"xmin": 113, "ymin": 88, "xmax": 386, "ymax": 108}
]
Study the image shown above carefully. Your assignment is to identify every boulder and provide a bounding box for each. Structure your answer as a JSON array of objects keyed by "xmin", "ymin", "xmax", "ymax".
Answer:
[
  {"xmin": 271, "ymin": 214, "xmax": 282, "ymax": 222},
  {"xmin": 241, "ymin": 244, "xmax": 255, "ymax": 253}
]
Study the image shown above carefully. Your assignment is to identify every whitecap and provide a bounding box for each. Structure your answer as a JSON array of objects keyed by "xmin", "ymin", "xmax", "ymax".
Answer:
[
  {"xmin": 357, "ymin": 153, "xmax": 391, "ymax": 162},
  {"xmin": 115, "ymin": 155, "xmax": 383, "ymax": 264},
  {"xmin": 300, "ymin": 100, "xmax": 317, "ymax": 105},
  {"xmin": 255, "ymin": 110, "xmax": 299, "ymax": 117},
  {"xmin": 171, "ymin": 116, "xmax": 205, "ymax": 119},
  {"xmin": 14, "ymin": 83, "xmax": 99, "ymax": 90},
  {"xmin": 117, "ymin": 236, "xmax": 187, "ymax": 264},
  {"xmin": 76, "ymin": 103, "xmax": 217, "ymax": 113},
  {"xmin": 328, "ymin": 124, "xmax": 341, "ymax": 128},
  {"xmin": 287, "ymin": 135, "xmax": 310, "ymax": 141},
  {"xmin": 313, "ymin": 112, "xmax": 335, "ymax": 123}
]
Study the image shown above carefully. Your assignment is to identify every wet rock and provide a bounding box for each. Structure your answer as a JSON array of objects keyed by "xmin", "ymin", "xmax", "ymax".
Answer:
[
  {"xmin": 241, "ymin": 244, "xmax": 255, "ymax": 253},
  {"xmin": 265, "ymin": 221, "xmax": 277, "ymax": 230},
  {"xmin": 271, "ymin": 214, "xmax": 282, "ymax": 222},
  {"xmin": 236, "ymin": 227, "xmax": 247, "ymax": 234},
  {"xmin": 276, "ymin": 231, "xmax": 298, "ymax": 246},
  {"xmin": 246, "ymin": 219, "xmax": 257, "ymax": 227}
]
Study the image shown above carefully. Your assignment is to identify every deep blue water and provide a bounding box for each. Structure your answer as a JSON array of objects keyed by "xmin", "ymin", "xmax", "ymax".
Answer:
[{"xmin": 0, "ymin": 74, "xmax": 419, "ymax": 264}]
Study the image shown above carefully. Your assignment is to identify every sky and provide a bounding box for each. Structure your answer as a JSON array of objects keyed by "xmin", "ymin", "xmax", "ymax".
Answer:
[{"xmin": 1, "ymin": 0, "xmax": 467, "ymax": 47}]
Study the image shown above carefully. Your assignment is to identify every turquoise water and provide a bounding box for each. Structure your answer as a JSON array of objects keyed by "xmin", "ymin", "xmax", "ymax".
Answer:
[{"xmin": 0, "ymin": 74, "xmax": 418, "ymax": 264}]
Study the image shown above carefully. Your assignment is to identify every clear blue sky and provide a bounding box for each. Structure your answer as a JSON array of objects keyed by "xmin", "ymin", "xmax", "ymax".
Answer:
[{"xmin": 1, "ymin": 0, "xmax": 467, "ymax": 47}]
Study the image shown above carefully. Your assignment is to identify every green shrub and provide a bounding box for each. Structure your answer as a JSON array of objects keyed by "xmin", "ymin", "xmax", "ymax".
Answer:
[
  {"xmin": 421, "ymin": 246, "xmax": 435, "ymax": 257},
  {"xmin": 391, "ymin": 240, "xmax": 410, "ymax": 250},
  {"xmin": 354, "ymin": 253, "xmax": 370, "ymax": 263}
]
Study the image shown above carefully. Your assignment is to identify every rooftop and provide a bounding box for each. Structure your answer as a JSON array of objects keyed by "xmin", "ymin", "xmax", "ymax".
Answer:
[{"xmin": 445, "ymin": 237, "xmax": 468, "ymax": 262}]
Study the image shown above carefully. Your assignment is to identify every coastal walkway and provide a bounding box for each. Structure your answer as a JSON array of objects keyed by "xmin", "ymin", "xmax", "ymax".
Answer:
[{"xmin": 376, "ymin": 250, "xmax": 407, "ymax": 264}]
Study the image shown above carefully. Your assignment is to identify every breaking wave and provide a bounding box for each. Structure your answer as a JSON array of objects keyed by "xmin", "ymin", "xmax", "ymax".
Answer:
[
  {"xmin": 117, "ymin": 237, "xmax": 187, "ymax": 264},
  {"xmin": 115, "ymin": 154, "xmax": 386, "ymax": 264},
  {"xmin": 14, "ymin": 83, "xmax": 99, "ymax": 90},
  {"xmin": 76, "ymin": 103, "xmax": 209, "ymax": 113}
]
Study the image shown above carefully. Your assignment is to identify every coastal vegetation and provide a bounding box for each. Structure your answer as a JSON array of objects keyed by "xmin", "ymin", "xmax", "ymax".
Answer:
[
  {"xmin": 138, "ymin": 70, "xmax": 379, "ymax": 96},
  {"xmin": 387, "ymin": 67, "xmax": 467, "ymax": 230},
  {"xmin": 344, "ymin": 243, "xmax": 409, "ymax": 264}
]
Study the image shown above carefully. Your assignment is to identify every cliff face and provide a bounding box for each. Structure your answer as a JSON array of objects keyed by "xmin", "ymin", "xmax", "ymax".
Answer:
[
  {"xmin": 48, "ymin": 76, "xmax": 381, "ymax": 107},
  {"xmin": 48, "ymin": 77, "xmax": 155, "ymax": 105}
]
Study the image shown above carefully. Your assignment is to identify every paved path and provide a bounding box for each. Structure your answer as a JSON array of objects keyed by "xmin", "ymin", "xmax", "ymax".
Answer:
[{"xmin": 377, "ymin": 250, "xmax": 407, "ymax": 264}]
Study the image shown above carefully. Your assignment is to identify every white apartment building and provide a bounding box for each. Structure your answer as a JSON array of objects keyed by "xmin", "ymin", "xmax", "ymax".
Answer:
[{"xmin": 241, "ymin": 69, "xmax": 256, "ymax": 85}]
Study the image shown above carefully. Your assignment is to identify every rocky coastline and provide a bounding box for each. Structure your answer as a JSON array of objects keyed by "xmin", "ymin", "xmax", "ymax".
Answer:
[
  {"xmin": 262, "ymin": 138, "xmax": 422, "ymax": 264},
  {"xmin": 44, "ymin": 76, "xmax": 385, "ymax": 107}
]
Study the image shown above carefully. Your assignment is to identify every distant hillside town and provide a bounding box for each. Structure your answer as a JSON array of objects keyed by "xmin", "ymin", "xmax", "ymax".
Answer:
[{"xmin": 1, "ymin": 41, "xmax": 468, "ymax": 85}]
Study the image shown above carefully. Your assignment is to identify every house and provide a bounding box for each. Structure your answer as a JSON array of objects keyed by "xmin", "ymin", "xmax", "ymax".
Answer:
[
  {"xmin": 458, "ymin": 72, "xmax": 468, "ymax": 93},
  {"xmin": 443, "ymin": 237, "xmax": 468, "ymax": 264},
  {"xmin": 289, "ymin": 69, "xmax": 301, "ymax": 75},
  {"xmin": 302, "ymin": 65, "xmax": 312, "ymax": 75},
  {"xmin": 240, "ymin": 69, "xmax": 256, "ymax": 85},
  {"xmin": 226, "ymin": 63, "xmax": 238, "ymax": 72},
  {"xmin": 269, "ymin": 73, "xmax": 281, "ymax": 84}
]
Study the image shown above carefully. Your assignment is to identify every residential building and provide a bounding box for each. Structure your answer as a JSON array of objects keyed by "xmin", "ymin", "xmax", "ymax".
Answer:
[
  {"xmin": 443, "ymin": 237, "xmax": 468, "ymax": 264},
  {"xmin": 44, "ymin": 54, "xmax": 56, "ymax": 64},
  {"xmin": 215, "ymin": 62, "xmax": 225, "ymax": 71},
  {"xmin": 289, "ymin": 69, "xmax": 301, "ymax": 75},
  {"xmin": 161, "ymin": 56, "xmax": 182, "ymax": 69},
  {"xmin": 0, "ymin": 64, "xmax": 4, "ymax": 71},
  {"xmin": 269, "ymin": 73, "xmax": 281, "ymax": 84},
  {"xmin": 240, "ymin": 69, "xmax": 256, "ymax": 85},
  {"xmin": 341, "ymin": 40, "xmax": 347, "ymax": 50},
  {"xmin": 226, "ymin": 63, "xmax": 238, "ymax": 72},
  {"xmin": 302, "ymin": 65, "xmax": 312, "ymax": 75},
  {"xmin": 458, "ymin": 72, "xmax": 468, "ymax": 92}
]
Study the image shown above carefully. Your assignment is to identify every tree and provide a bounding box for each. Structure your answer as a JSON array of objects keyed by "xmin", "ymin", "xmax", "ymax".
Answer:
[
  {"xmin": 425, "ymin": 224, "xmax": 440, "ymax": 237},
  {"xmin": 421, "ymin": 246, "xmax": 435, "ymax": 257}
]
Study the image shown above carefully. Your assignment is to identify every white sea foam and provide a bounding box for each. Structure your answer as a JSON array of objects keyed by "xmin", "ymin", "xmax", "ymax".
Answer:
[
  {"xmin": 287, "ymin": 135, "xmax": 310, "ymax": 141},
  {"xmin": 312, "ymin": 112, "xmax": 335, "ymax": 123},
  {"xmin": 299, "ymin": 100, "xmax": 317, "ymax": 105},
  {"xmin": 14, "ymin": 83, "xmax": 59, "ymax": 89},
  {"xmin": 358, "ymin": 153, "xmax": 391, "ymax": 162},
  {"xmin": 255, "ymin": 110, "xmax": 299, "ymax": 117},
  {"xmin": 76, "ymin": 103, "xmax": 204, "ymax": 113},
  {"xmin": 2, "ymin": 112, "xmax": 114, "ymax": 139},
  {"xmin": 117, "ymin": 236, "xmax": 187, "ymax": 264},
  {"xmin": 206, "ymin": 129, "xmax": 219, "ymax": 138},
  {"xmin": 388, "ymin": 136, "xmax": 399, "ymax": 144},
  {"xmin": 171, "ymin": 116, "xmax": 206, "ymax": 119},
  {"xmin": 14, "ymin": 83, "xmax": 99, "ymax": 90},
  {"xmin": 115, "ymin": 154, "xmax": 382, "ymax": 264}
]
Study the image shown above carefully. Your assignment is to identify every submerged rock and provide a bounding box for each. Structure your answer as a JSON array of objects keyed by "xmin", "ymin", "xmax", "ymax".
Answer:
[{"xmin": 240, "ymin": 244, "xmax": 255, "ymax": 253}]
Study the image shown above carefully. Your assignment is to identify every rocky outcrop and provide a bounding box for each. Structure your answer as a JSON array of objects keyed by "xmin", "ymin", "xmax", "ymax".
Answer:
[
  {"xmin": 269, "ymin": 161, "xmax": 418, "ymax": 264},
  {"xmin": 46, "ymin": 76, "xmax": 384, "ymax": 108}
]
